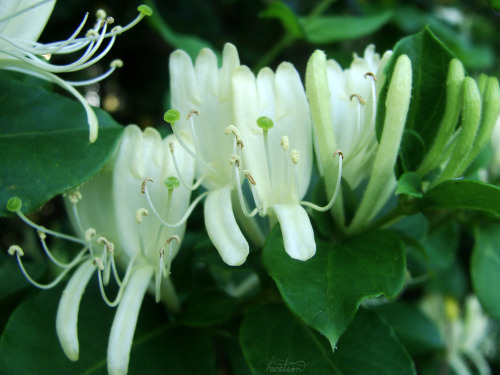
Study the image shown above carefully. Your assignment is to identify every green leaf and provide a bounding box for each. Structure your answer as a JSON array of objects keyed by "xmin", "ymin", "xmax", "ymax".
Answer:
[
  {"xmin": 370, "ymin": 302, "xmax": 443, "ymax": 356},
  {"xmin": 0, "ymin": 251, "xmax": 46, "ymax": 301},
  {"xmin": 472, "ymin": 223, "xmax": 500, "ymax": 320},
  {"xmin": 0, "ymin": 73, "xmax": 123, "ymax": 217},
  {"xmin": 259, "ymin": 2, "xmax": 303, "ymax": 38},
  {"xmin": 376, "ymin": 28, "xmax": 454, "ymax": 154},
  {"xmin": 262, "ymin": 227, "xmax": 406, "ymax": 349},
  {"xmin": 397, "ymin": 130, "xmax": 426, "ymax": 175},
  {"xmin": 421, "ymin": 179, "xmax": 500, "ymax": 217},
  {"xmin": 179, "ymin": 288, "xmax": 239, "ymax": 326},
  {"xmin": 0, "ymin": 281, "xmax": 215, "ymax": 374},
  {"xmin": 301, "ymin": 11, "xmax": 392, "ymax": 44},
  {"xmin": 240, "ymin": 303, "xmax": 415, "ymax": 375},
  {"xmin": 396, "ymin": 172, "xmax": 423, "ymax": 198}
]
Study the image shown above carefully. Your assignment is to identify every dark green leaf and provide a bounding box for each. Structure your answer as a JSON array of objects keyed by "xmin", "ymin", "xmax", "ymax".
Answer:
[
  {"xmin": 260, "ymin": 2, "xmax": 303, "ymax": 38},
  {"xmin": 0, "ymin": 280, "xmax": 215, "ymax": 374},
  {"xmin": 0, "ymin": 73, "xmax": 123, "ymax": 217},
  {"xmin": 240, "ymin": 303, "xmax": 415, "ymax": 375},
  {"xmin": 397, "ymin": 130, "xmax": 426, "ymax": 175},
  {"xmin": 301, "ymin": 11, "xmax": 392, "ymax": 44},
  {"xmin": 262, "ymin": 227, "xmax": 406, "ymax": 349},
  {"xmin": 396, "ymin": 172, "xmax": 423, "ymax": 198},
  {"xmin": 421, "ymin": 179, "xmax": 500, "ymax": 217},
  {"xmin": 179, "ymin": 287, "xmax": 239, "ymax": 326},
  {"xmin": 370, "ymin": 302, "xmax": 443, "ymax": 356},
  {"xmin": 472, "ymin": 223, "xmax": 500, "ymax": 320},
  {"xmin": 376, "ymin": 28, "xmax": 454, "ymax": 150}
]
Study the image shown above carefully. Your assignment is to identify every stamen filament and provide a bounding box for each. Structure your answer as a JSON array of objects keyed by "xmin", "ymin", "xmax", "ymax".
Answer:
[
  {"xmin": 66, "ymin": 60, "xmax": 122, "ymax": 86},
  {"xmin": 156, "ymin": 250, "xmax": 164, "ymax": 303},
  {"xmin": 96, "ymin": 255, "xmax": 137, "ymax": 307},
  {"xmin": 301, "ymin": 151, "xmax": 343, "ymax": 212},
  {"xmin": 38, "ymin": 232, "xmax": 89, "ymax": 269},
  {"xmin": 15, "ymin": 209, "xmax": 86, "ymax": 245},
  {"xmin": 262, "ymin": 129, "xmax": 273, "ymax": 187},
  {"xmin": 244, "ymin": 170, "xmax": 266, "ymax": 216},
  {"xmin": 170, "ymin": 142, "xmax": 206, "ymax": 190},
  {"xmin": 143, "ymin": 180, "xmax": 209, "ymax": 228},
  {"xmin": 13, "ymin": 251, "xmax": 88, "ymax": 290},
  {"xmin": 233, "ymin": 166, "xmax": 259, "ymax": 218}
]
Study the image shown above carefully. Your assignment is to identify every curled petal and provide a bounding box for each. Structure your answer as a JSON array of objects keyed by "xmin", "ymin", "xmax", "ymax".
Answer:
[
  {"xmin": 107, "ymin": 266, "xmax": 154, "ymax": 375},
  {"xmin": 273, "ymin": 204, "xmax": 316, "ymax": 261},
  {"xmin": 56, "ymin": 260, "xmax": 95, "ymax": 361},
  {"xmin": 204, "ymin": 186, "xmax": 249, "ymax": 266}
]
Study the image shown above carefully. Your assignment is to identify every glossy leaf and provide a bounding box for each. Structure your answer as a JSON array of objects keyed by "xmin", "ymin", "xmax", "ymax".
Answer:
[
  {"xmin": 0, "ymin": 72, "xmax": 123, "ymax": 216},
  {"xmin": 421, "ymin": 179, "xmax": 500, "ymax": 217},
  {"xmin": 262, "ymin": 227, "xmax": 406, "ymax": 349},
  {"xmin": 301, "ymin": 11, "xmax": 392, "ymax": 44},
  {"xmin": 240, "ymin": 303, "xmax": 415, "ymax": 375},
  {"xmin": 472, "ymin": 223, "xmax": 500, "ymax": 320}
]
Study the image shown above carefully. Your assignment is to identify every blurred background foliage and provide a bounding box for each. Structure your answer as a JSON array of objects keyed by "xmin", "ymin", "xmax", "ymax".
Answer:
[{"xmin": 38, "ymin": 0, "xmax": 500, "ymax": 132}]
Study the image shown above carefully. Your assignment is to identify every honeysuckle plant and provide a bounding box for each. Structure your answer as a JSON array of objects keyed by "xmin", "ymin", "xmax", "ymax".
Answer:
[
  {"xmin": 0, "ymin": 0, "xmax": 152, "ymax": 142},
  {"xmin": 7, "ymin": 125, "xmax": 194, "ymax": 375},
  {"xmin": 2, "ymin": 1, "xmax": 500, "ymax": 374}
]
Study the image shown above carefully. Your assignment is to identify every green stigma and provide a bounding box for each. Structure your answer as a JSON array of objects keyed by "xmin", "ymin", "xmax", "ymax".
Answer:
[
  {"xmin": 164, "ymin": 109, "xmax": 181, "ymax": 125},
  {"xmin": 164, "ymin": 176, "xmax": 180, "ymax": 190},
  {"xmin": 137, "ymin": 5, "xmax": 153, "ymax": 16},
  {"xmin": 257, "ymin": 116, "xmax": 274, "ymax": 130},
  {"xmin": 7, "ymin": 197, "xmax": 22, "ymax": 212}
]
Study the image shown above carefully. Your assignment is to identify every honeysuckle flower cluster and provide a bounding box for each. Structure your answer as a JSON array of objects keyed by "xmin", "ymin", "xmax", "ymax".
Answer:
[
  {"xmin": 306, "ymin": 46, "xmax": 412, "ymax": 234},
  {"xmin": 8, "ymin": 125, "xmax": 194, "ymax": 375},
  {"xmin": 0, "ymin": 0, "xmax": 152, "ymax": 142},
  {"xmin": 167, "ymin": 43, "xmax": 343, "ymax": 265},
  {"xmin": 421, "ymin": 294, "xmax": 497, "ymax": 375}
]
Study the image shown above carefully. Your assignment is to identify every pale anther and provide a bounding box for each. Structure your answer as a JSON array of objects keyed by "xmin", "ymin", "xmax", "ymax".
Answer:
[
  {"xmin": 106, "ymin": 16, "xmax": 115, "ymax": 25},
  {"xmin": 135, "ymin": 208, "xmax": 149, "ymax": 223},
  {"xmin": 110, "ymin": 59, "xmax": 123, "ymax": 69},
  {"xmin": 187, "ymin": 110, "xmax": 199, "ymax": 120},
  {"xmin": 68, "ymin": 190, "xmax": 82, "ymax": 204},
  {"xmin": 350, "ymin": 94, "xmax": 366, "ymax": 105},
  {"xmin": 281, "ymin": 136, "xmax": 289, "ymax": 151},
  {"xmin": 291, "ymin": 149, "xmax": 300, "ymax": 164},
  {"xmin": 169, "ymin": 142, "xmax": 175, "ymax": 153},
  {"xmin": 229, "ymin": 155, "xmax": 241, "ymax": 169},
  {"xmin": 93, "ymin": 257, "xmax": 105, "ymax": 271},
  {"xmin": 225, "ymin": 125, "xmax": 244, "ymax": 148},
  {"xmin": 85, "ymin": 228, "xmax": 97, "ymax": 241},
  {"xmin": 141, "ymin": 177, "xmax": 154, "ymax": 194},
  {"xmin": 244, "ymin": 170, "xmax": 256, "ymax": 185},
  {"xmin": 97, "ymin": 237, "xmax": 114, "ymax": 253},
  {"xmin": 364, "ymin": 72, "xmax": 378, "ymax": 81},
  {"xmin": 38, "ymin": 231, "xmax": 47, "ymax": 240},
  {"xmin": 166, "ymin": 235, "xmax": 181, "ymax": 245},
  {"xmin": 8, "ymin": 245, "xmax": 24, "ymax": 256},
  {"xmin": 333, "ymin": 150, "xmax": 344, "ymax": 160},
  {"xmin": 86, "ymin": 29, "xmax": 99, "ymax": 37}
]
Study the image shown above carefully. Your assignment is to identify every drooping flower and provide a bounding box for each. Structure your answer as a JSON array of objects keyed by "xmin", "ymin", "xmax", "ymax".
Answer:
[
  {"xmin": 8, "ymin": 125, "xmax": 194, "ymax": 375},
  {"xmin": 229, "ymin": 63, "xmax": 316, "ymax": 260},
  {"xmin": 168, "ymin": 43, "xmax": 342, "ymax": 263},
  {"xmin": 306, "ymin": 46, "xmax": 412, "ymax": 233},
  {"xmin": 168, "ymin": 43, "xmax": 249, "ymax": 266},
  {"xmin": 0, "ymin": 0, "xmax": 152, "ymax": 142}
]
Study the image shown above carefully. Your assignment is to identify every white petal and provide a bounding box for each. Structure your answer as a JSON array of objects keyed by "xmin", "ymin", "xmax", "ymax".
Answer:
[
  {"xmin": 273, "ymin": 204, "xmax": 316, "ymax": 261},
  {"xmin": 107, "ymin": 266, "xmax": 154, "ymax": 375},
  {"xmin": 0, "ymin": 0, "xmax": 55, "ymax": 42},
  {"xmin": 56, "ymin": 260, "xmax": 95, "ymax": 361},
  {"xmin": 204, "ymin": 186, "xmax": 249, "ymax": 266}
]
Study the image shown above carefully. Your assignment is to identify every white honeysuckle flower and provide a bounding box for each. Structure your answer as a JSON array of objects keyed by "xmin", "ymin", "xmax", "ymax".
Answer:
[
  {"xmin": 168, "ymin": 43, "xmax": 250, "ymax": 266},
  {"xmin": 7, "ymin": 125, "xmax": 194, "ymax": 375},
  {"xmin": 323, "ymin": 45, "xmax": 392, "ymax": 189},
  {"xmin": 421, "ymin": 294, "xmax": 496, "ymax": 375},
  {"xmin": 0, "ymin": 0, "xmax": 152, "ymax": 142},
  {"xmin": 230, "ymin": 63, "xmax": 316, "ymax": 260}
]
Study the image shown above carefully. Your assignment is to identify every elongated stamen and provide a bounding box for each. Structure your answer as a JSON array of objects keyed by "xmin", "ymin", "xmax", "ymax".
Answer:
[
  {"xmin": 14, "ymin": 209, "xmax": 86, "ymax": 245},
  {"xmin": 164, "ymin": 236, "xmax": 179, "ymax": 277},
  {"xmin": 8, "ymin": 245, "xmax": 88, "ymax": 289},
  {"xmin": 155, "ymin": 235, "xmax": 179, "ymax": 303},
  {"xmin": 169, "ymin": 142, "xmax": 206, "ymax": 191},
  {"xmin": 244, "ymin": 170, "xmax": 266, "ymax": 216},
  {"xmin": 142, "ymin": 179, "xmax": 209, "ymax": 228},
  {"xmin": 97, "ymin": 237, "xmax": 114, "ymax": 286},
  {"xmin": 232, "ymin": 158, "xmax": 259, "ymax": 218},
  {"xmin": 291, "ymin": 149, "xmax": 300, "ymax": 201},
  {"xmin": 66, "ymin": 59, "xmax": 123, "ymax": 86},
  {"xmin": 38, "ymin": 231, "xmax": 89, "ymax": 269},
  {"xmin": 301, "ymin": 151, "xmax": 343, "ymax": 212},
  {"xmin": 95, "ymin": 254, "xmax": 137, "ymax": 307}
]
